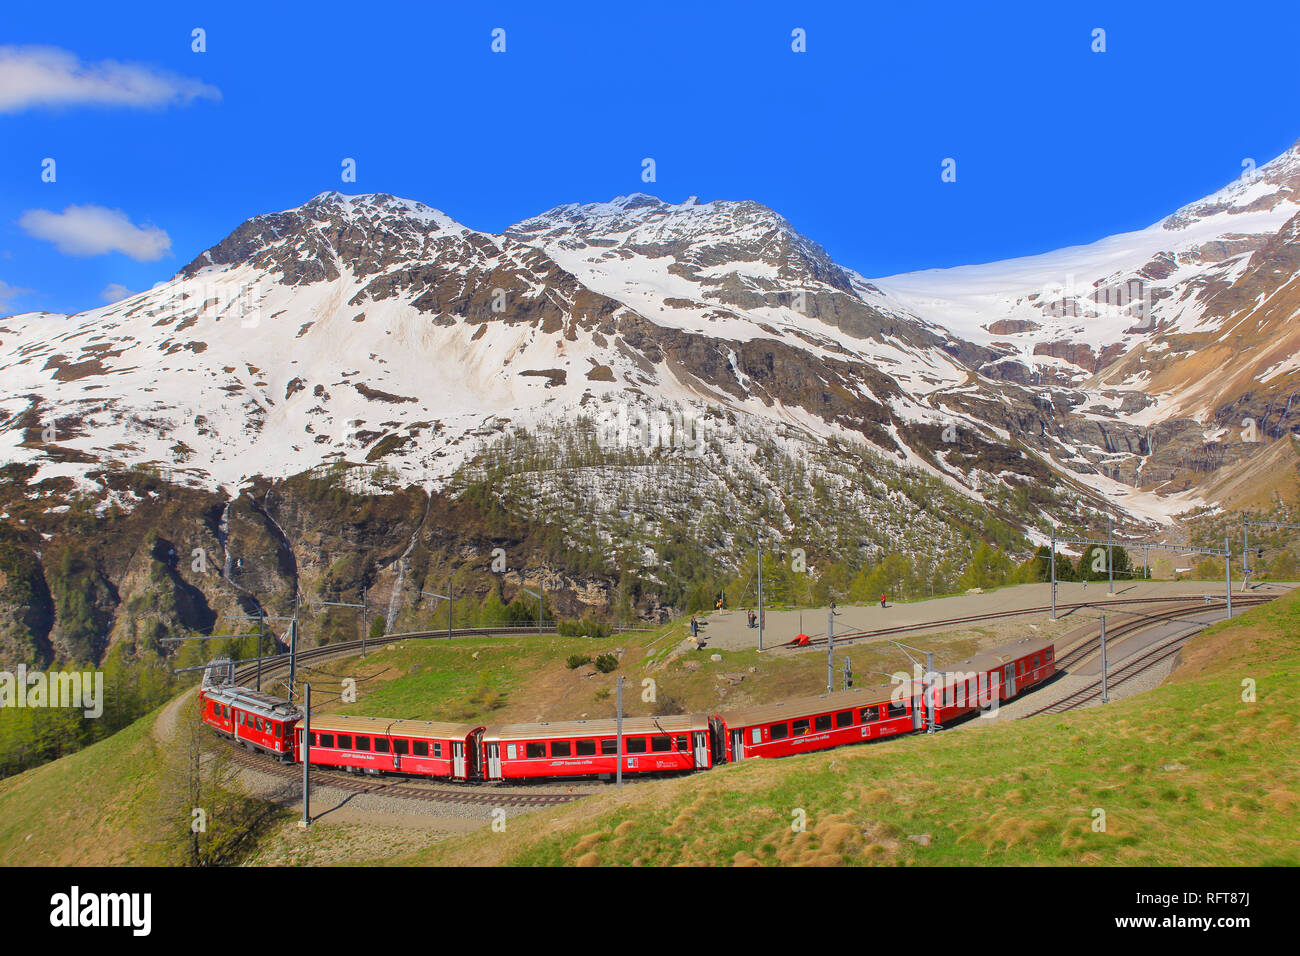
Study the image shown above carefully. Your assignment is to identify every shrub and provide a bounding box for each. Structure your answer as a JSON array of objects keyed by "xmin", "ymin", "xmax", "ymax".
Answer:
[
  {"xmin": 594, "ymin": 654, "xmax": 619, "ymax": 674},
  {"xmin": 566, "ymin": 654, "xmax": 593, "ymax": 670}
]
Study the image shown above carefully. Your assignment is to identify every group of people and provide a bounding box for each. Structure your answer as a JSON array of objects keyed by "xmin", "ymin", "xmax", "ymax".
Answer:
[{"xmin": 692, "ymin": 594, "xmax": 890, "ymax": 639}]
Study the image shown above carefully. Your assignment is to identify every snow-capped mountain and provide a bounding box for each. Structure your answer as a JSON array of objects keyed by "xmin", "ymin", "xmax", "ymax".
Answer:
[
  {"xmin": 5, "ymin": 139, "xmax": 1300, "ymax": 531},
  {"xmin": 875, "ymin": 142, "xmax": 1300, "ymax": 418},
  {"xmin": 0, "ymin": 191, "xmax": 996, "ymax": 499}
]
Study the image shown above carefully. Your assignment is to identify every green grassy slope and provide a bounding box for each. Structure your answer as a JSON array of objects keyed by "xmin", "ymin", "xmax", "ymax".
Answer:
[{"xmin": 0, "ymin": 710, "xmax": 171, "ymax": 865}]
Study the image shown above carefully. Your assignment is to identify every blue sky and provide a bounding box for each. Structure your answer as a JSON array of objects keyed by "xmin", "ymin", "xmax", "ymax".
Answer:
[{"xmin": 2, "ymin": 0, "xmax": 1299, "ymax": 317}]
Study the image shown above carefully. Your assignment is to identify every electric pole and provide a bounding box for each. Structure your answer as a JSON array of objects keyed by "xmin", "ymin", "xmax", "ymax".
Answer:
[
  {"xmin": 1107, "ymin": 515, "xmax": 1114, "ymax": 596},
  {"xmin": 615, "ymin": 676, "xmax": 624, "ymax": 788},
  {"xmin": 1099, "ymin": 614, "xmax": 1109, "ymax": 704},
  {"xmin": 826, "ymin": 604, "xmax": 836, "ymax": 694},
  {"xmin": 1225, "ymin": 536, "xmax": 1232, "ymax": 619},
  {"xmin": 1050, "ymin": 526, "xmax": 1057, "ymax": 621},
  {"xmin": 757, "ymin": 535, "xmax": 764, "ymax": 652},
  {"xmin": 300, "ymin": 683, "xmax": 311, "ymax": 827}
]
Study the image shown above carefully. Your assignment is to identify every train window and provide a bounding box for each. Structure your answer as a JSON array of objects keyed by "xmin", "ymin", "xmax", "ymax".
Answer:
[
  {"xmin": 651, "ymin": 736, "xmax": 671, "ymax": 753},
  {"xmin": 552, "ymin": 741, "xmax": 572, "ymax": 757},
  {"xmin": 433, "ymin": 742, "xmax": 443, "ymax": 758},
  {"xmin": 374, "ymin": 737, "xmax": 390, "ymax": 753},
  {"xmin": 257, "ymin": 717, "xmax": 265, "ymax": 732},
  {"xmin": 1046, "ymin": 648, "xmax": 1053, "ymax": 660},
  {"xmin": 859, "ymin": 707, "xmax": 876, "ymax": 723},
  {"xmin": 577, "ymin": 740, "xmax": 597, "ymax": 756},
  {"xmin": 413, "ymin": 740, "xmax": 429, "ymax": 757},
  {"xmin": 626, "ymin": 738, "xmax": 647, "ymax": 754},
  {"xmin": 836, "ymin": 711, "xmax": 852, "ymax": 728},
  {"xmin": 600, "ymin": 739, "xmax": 618, "ymax": 755},
  {"xmin": 394, "ymin": 739, "xmax": 409, "ymax": 755},
  {"xmin": 309, "ymin": 733, "xmax": 318, "ymax": 746},
  {"xmin": 770, "ymin": 723, "xmax": 789, "ymax": 740},
  {"xmin": 506, "ymin": 744, "xmax": 517, "ymax": 760},
  {"xmin": 675, "ymin": 735, "xmax": 688, "ymax": 751},
  {"xmin": 320, "ymin": 734, "xmax": 334, "ymax": 748},
  {"xmin": 355, "ymin": 736, "xmax": 371, "ymax": 751},
  {"xmin": 525, "ymin": 742, "xmax": 546, "ymax": 759},
  {"xmin": 814, "ymin": 714, "xmax": 832, "ymax": 733},
  {"xmin": 888, "ymin": 700, "xmax": 907, "ymax": 717},
  {"xmin": 792, "ymin": 719, "xmax": 810, "ymax": 736},
  {"xmin": 337, "ymin": 734, "xmax": 352, "ymax": 749}
]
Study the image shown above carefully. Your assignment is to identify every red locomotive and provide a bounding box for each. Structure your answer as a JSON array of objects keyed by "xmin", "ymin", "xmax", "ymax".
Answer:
[{"xmin": 199, "ymin": 684, "xmax": 302, "ymax": 761}]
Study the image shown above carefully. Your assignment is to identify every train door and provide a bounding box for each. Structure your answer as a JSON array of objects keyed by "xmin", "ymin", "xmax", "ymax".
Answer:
[
  {"xmin": 452, "ymin": 741, "xmax": 466, "ymax": 779},
  {"xmin": 693, "ymin": 731, "xmax": 708, "ymax": 768},
  {"xmin": 486, "ymin": 742, "xmax": 502, "ymax": 780},
  {"xmin": 1003, "ymin": 664, "xmax": 1016, "ymax": 699},
  {"xmin": 731, "ymin": 729, "xmax": 746, "ymax": 761},
  {"xmin": 911, "ymin": 684, "xmax": 924, "ymax": 730},
  {"xmin": 469, "ymin": 729, "xmax": 484, "ymax": 779}
]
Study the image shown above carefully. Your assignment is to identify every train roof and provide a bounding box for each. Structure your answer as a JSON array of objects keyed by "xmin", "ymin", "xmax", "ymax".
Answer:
[
  {"xmin": 715, "ymin": 683, "xmax": 903, "ymax": 728},
  {"xmin": 944, "ymin": 635, "xmax": 1054, "ymax": 676},
  {"xmin": 202, "ymin": 684, "xmax": 301, "ymax": 721},
  {"xmin": 303, "ymin": 714, "xmax": 480, "ymax": 739},
  {"xmin": 483, "ymin": 715, "xmax": 709, "ymax": 741}
]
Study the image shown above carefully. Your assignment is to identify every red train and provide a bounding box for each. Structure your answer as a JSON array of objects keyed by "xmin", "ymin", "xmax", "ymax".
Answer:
[{"xmin": 199, "ymin": 634, "xmax": 1056, "ymax": 784}]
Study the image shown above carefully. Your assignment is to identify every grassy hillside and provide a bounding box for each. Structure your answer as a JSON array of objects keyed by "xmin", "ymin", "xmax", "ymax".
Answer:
[
  {"xmin": 0, "ymin": 696, "xmax": 283, "ymax": 866},
  {"xmin": 382, "ymin": 590, "xmax": 1300, "ymax": 867},
  {"xmin": 0, "ymin": 710, "xmax": 171, "ymax": 865}
]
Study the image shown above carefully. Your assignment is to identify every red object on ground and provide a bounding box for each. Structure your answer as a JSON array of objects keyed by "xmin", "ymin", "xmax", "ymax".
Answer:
[{"xmin": 792, "ymin": 633, "xmax": 811, "ymax": 646}]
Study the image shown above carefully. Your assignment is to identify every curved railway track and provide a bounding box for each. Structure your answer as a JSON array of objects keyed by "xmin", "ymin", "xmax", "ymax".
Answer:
[
  {"xmin": 209, "ymin": 591, "xmax": 1279, "ymax": 809},
  {"xmin": 220, "ymin": 737, "xmax": 589, "ymax": 808},
  {"xmin": 1019, "ymin": 599, "xmax": 1274, "ymax": 717},
  {"xmin": 788, "ymin": 592, "xmax": 1276, "ymax": 650},
  {"xmin": 1022, "ymin": 631, "xmax": 1201, "ymax": 718},
  {"xmin": 1050, "ymin": 595, "xmax": 1272, "ymax": 671}
]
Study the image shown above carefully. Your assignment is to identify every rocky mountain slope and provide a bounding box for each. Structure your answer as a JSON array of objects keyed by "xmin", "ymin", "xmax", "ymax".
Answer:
[{"xmin": 3, "ymin": 140, "xmax": 1300, "ymax": 669}]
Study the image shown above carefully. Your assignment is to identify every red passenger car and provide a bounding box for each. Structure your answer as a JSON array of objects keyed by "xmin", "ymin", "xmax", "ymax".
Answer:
[
  {"xmin": 480, "ymin": 716, "xmax": 712, "ymax": 782},
  {"xmin": 295, "ymin": 715, "xmax": 482, "ymax": 781},
  {"xmin": 200, "ymin": 685, "xmax": 302, "ymax": 761},
  {"xmin": 711, "ymin": 683, "xmax": 919, "ymax": 763},
  {"xmin": 927, "ymin": 635, "xmax": 1056, "ymax": 725}
]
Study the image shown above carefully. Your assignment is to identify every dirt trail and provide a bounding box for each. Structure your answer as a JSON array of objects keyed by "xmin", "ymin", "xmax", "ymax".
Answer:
[{"xmin": 152, "ymin": 687, "xmax": 194, "ymax": 746}]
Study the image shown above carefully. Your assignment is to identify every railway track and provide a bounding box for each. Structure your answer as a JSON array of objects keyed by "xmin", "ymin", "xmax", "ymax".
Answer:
[
  {"xmin": 1051, "ymin": 595, "xmax": 1272, "ymax": 671},
  {"xmin": 1022, "ymin": 628, "xmax": 1203, "ymax": 718},
  {"xmin": 220, "ymin": 737, "xmax": 589, "ymax": 808},
  {"xmin": 1020, "ymin": 601, "xmax": 1265, "ymax": 717},
  {"xmin": 229, "ymin": 625, "xmax": 578, "ymax": 687},
  {"xmin": 788, "ymin": 592, "xmax": 1277, "ymax": 650}
]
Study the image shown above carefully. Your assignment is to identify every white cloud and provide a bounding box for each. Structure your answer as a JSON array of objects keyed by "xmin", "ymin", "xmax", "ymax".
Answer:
[
  {"xmin": 0, "ymin": 280, "xmax": 33, "ymax": 311},
  {"xmin": 100, "ymin": 282, "xmax": 133, "ymax": 303},
  {"xmin": 0, "ymin": 45, "xmax": 220, "ymax": 113},
  {"xmin": 19, "ymin": 205, "xmax": 171, "ymax": 261}
]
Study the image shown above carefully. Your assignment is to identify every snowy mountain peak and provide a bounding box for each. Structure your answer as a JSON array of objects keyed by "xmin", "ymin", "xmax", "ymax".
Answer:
[{"xmin": 180, "ymin": 190, "xmax": 475, "ymax": 286}]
